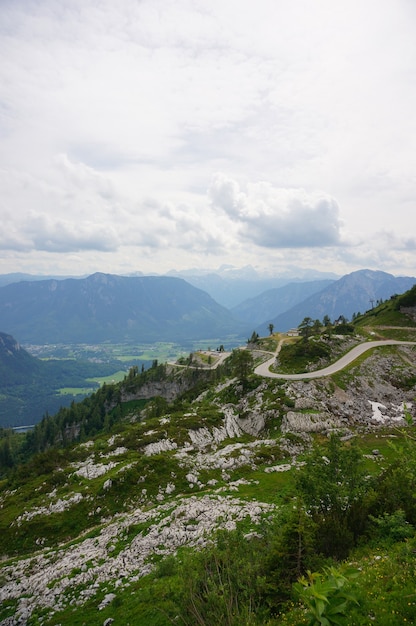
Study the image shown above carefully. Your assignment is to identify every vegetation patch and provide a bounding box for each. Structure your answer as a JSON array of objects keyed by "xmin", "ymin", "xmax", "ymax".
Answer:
[{"xmin": 274, "ymin": 339, "xmax": 331, "ymax": 374}]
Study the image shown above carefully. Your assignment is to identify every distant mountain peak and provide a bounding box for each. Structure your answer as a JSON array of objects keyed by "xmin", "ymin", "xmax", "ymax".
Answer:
[{"xmin": 257, "ymin": 269, "xmax": 416, "ymax": 332}]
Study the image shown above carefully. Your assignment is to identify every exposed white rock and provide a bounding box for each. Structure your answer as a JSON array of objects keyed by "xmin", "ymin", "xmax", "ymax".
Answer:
[
  {"xmin": 143, "ymin": 439, "xmax": 178, "ymax": 456},
  {"xmin": 70, "ymin": 455, "xmax": 119, "ymax": 480},
  {"xmin": 176, "ymin": 438, "xmax": 276, "ymax": 472},
  {"xmin": 14, "ymin": 492, "xmax": 84, "ymax": 525},
  {"xmin": 215, "ymin": 478, "xmax": 256, "ymax": 492},
  {"xmin": 79, "ymin": 440, "xmax": 94, "ymax": 449},
  {"xmin": 106, "ymin": 446, "xmax": 128, "ymax": 457},
  {"xmin": 212, "ymin": 409, "xmax": 243, "ymax": 442},
  {"xmin": 0, "ymin": 495, "xmax": 275, "ymax": 623},
  {"xmin": 188, "ymin": 427, "xmax": 213, "ymax": 448},
  {"xmin": 186, "ymin": 407, "xmax": 265, "ymax": 450},
  {"xmin": 117, "ymin": 462, "xmax": 135, "ymax": 473},
  {"xmin": 282, "ymin": 411, "xmax": 342, "ymax": 433},
  {"xmin": 237, "ymin": 412, "xmax": 265, "ymax": 436},
  {"xmin": 264, "ymin": 464, "xmax": 292, "ymax": 473},
  {"xmin": 369, "ymin": 401, "xmax": 388, "ymax": 423},
  {"xmin": 3, "ymin": 344, "xmax": 415, "ymax": 626},
  {"xmin": 294, "ymin": 397, "xmax": 316, "ymax": 410},
  {"xmin": 98, "ymin": 593, "xmax": 116, "ymax": 610},
  {"xmin": 369, "ymin": 400, "xmax": 412, "ymax": 423}
]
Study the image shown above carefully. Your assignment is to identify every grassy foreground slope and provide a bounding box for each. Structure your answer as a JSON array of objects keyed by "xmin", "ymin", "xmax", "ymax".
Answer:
[{"xmin": 0, "ymin": 292, "xmax": 415, "ymax": 625}]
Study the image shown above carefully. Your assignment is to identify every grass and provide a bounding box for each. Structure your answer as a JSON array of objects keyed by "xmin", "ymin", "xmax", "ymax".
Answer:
[
  {"xmin": 355, "ymin": 305, "xmax": 416, "ymax": 329},
  {"xmin": 256, "ymin": 335, "xmax": 280, "ymax": 352},
  {"xmin": 28, "ymin": 571, "xmax": 181, "ymax": 625},
  {"xmin": 0, "ymin": 599, "xmax": 18, "ymax": 622},
  {"xmin": 277, "ymin": 535, "xmax": 416, "ymax": 625},
  {"xmin": 371, "ymin": 327, "xmax": 416, "ymax": 340},
  {"xmin": 229, "ymin": 465, "xmax": 296, "ymax": 503},
  {"xmin": 58, "ymin": 386, "xmax": 97, "ymax": 395},
  {"xmin": 87, "ymin": 369, "xmax": 128, "ymax": 384}
]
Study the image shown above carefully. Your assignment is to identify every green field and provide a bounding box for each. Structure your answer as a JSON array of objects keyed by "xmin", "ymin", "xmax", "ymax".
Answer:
[
  {"xmin": 40, "ymin": 341, "xmax": 236, "ymax": 397},
  {"xmin": 58, "ymin": 370, "xmax": 128, "ymax": 395}
]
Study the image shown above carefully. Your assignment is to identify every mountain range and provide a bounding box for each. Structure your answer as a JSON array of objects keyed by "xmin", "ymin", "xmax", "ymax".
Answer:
[
  {"xmin": 0, "ymin": 269, "xmax": 414, "ymax": 348},
  {"xmin": 231, "ymin": 279, "xmax": 335, "ymax": 325},
  {"xmin": 0, "ymin": 265, "xmax": 339, "ymax": 308},
  {"xmin": 167, "ymin": 266, "xmax": 338, "ymax": 308},
  {"xmin": 0, "ymin": 272, "xmax": 245, "ymax": 345},
  {"xmin": 257, "ymin": 269, "xmax": 416, "ymax": 333}
]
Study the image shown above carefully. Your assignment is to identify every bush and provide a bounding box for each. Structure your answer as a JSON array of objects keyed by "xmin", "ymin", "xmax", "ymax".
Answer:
[
  {"xmin": 178, "ymin": 529, "xmax": 268, "ymax": 626},
  {"xmin": 293, "ymin": 566, "xmax": 359, "ymax": 626},
  {"xmin": 295, "ymin": 435, "xmax": 370, "ymax": 558},
  {"xmin": 367, "ymin": 510, "xmax": 414, "ymax": 546}
]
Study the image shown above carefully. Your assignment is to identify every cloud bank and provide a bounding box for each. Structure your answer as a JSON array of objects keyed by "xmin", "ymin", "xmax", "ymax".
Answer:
[
  {"xmin": 0, "ymin": 0, "xmax": 415, "ymax": 277},
  {"xmin": 209, "ymin": 175, "xmax": 342, "ymax": 248}
]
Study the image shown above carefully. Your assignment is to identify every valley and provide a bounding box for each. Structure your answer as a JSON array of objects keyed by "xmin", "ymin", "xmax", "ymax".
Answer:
[{"xmin": 0, "ymin": 339, "xmax": 240, "ymax": 428}]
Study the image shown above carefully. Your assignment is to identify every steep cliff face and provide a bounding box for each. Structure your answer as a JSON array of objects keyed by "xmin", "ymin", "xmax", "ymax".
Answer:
[
  {"xmin": 0, "ymin": 332, "xmax": 20, "ymax": 354},
  {"xmin": 401, "ymin": 306, "xmax": 416, "ymax": 321},
  {"xmin": 0, "ymin": 331, "xmax": 40, "ymax": 383},
  {"xmin": 121, "ymin": 379, "xmax": 195, "ymax": 403}
]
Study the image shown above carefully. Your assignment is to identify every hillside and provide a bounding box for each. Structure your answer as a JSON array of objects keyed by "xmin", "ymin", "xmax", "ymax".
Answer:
[
  {"xmin": 232, "ymin": 278, "xmax": 334, "ymax": 325},
  {"xmin": 168, "ymin": 267, "xmax": 338, "ymax": 308},
  {"xmin": 260, "ymin": 269, "xmax": 416, "ymax": 332},
  {"xmin": 0, "ymin": 273, "xmax": 79, "ymax": 288},
  {"xmin": 0, "ymin": 273, "xmax": 245, "ymax": 344},
  {"xmin": 0, "ymin": 331, "xmax": 118, "ymax": 427},
  {"xmin": 0, "ymin": 292, "xmax": 416, "ymax": 624}
]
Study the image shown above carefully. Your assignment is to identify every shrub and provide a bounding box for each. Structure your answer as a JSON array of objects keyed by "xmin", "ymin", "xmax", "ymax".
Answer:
[{"xmin": 294, "ymin": 566, "xmax": 359, "ymax": 626}]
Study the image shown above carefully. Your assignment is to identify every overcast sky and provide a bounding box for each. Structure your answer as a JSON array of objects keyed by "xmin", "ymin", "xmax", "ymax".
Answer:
[{"xmin": 1, "ymin": 0, "xmax": 415, "ymax": 279}]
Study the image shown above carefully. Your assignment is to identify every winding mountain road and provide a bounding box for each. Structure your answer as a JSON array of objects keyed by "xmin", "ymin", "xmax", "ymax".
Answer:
[{"xmin": 254, "ymin": 340, "xmax": 416, "ymax": 380}]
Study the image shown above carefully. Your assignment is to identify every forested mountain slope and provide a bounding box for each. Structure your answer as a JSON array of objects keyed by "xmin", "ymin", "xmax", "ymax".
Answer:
[
  {"xmin": 0, "ymin": 331, "xmax": 116, "ymax": 427},
  {"xmin": 232, "ymin": 278, "xmax": 334, "ymax": 325},
  {"xmin": 261, "ymin": 269, "xmax": 415, "ymax": 331},
  {"xmin": 0, "ymin": 273, "xmax": 245, "ymax": 344}
]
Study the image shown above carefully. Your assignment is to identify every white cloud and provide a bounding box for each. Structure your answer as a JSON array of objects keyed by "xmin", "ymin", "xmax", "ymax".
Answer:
[
  {"xmin": 209, "ymin": 174, "xmax": 342, "ymax": 248},
  {"xmin": 0, "ymin": 0, "xmax": 415, "ymax": 277}
]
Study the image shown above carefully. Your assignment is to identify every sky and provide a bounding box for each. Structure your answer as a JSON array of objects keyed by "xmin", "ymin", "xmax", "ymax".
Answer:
[{"xmin": 0, "ymin": 0, "xmax": 415, "ymax": 279}]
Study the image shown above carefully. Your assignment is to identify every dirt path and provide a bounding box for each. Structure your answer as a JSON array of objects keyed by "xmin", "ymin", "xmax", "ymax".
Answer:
[{"xmin": 254, "ymin": 340, "xmax": 416, "ymax": 380}]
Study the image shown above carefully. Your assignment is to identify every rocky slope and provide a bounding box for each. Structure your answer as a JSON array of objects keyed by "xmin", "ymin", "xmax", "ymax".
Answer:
[{"xmin": 0, "ymin": 339, "xmax": 415, "ymax": 624}]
